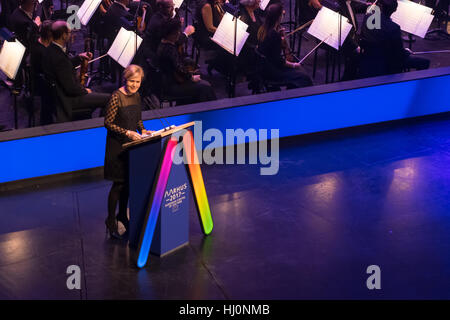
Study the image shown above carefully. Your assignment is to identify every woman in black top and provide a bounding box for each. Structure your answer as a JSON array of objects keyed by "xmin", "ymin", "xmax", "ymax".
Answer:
[
  {"xmin": 194, "ymin": 0, "xmax": 225, "ymax": 50},
  {"xmin": 104, "ymin": 64, "xmax": 150, "ymax": 239},
  {"xmin": 257, "ymin": 3, "xmax": 313, "ymax": 89},
  {"xmin": 237, "ymin": 0, "xmax": 263, "ymax": 75}
]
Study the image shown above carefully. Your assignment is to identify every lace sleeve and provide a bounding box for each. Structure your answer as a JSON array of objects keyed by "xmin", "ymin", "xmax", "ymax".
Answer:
[{"xmin": 104, "ymin": 92, "xmax": 127, "ymax": 137}]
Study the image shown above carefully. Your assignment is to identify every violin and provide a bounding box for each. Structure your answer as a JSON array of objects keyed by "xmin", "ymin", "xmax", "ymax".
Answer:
[
  {"xmin": 174, "ymin": 58, "xmax": 200, "ymax": 84},
  {"xmin": 79, "ymin": 38, "xmax": 91, "ymax": 87},
  {"xmin": 278, "ymin": 26, "xmax": 298, "ymax": 63},
  {"xmin": 137, "ymin": 4, "xmax": 148, "ymax": 33}
]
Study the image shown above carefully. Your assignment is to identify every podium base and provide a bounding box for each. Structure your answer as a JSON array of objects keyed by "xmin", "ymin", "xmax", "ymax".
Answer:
[{"xmin": 151, "ymin": 241, "xmax": 189, "ymax": 258}]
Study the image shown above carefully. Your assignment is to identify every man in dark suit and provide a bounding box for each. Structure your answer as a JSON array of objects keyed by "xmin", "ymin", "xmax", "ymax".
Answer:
[
  {"xmin": 359, "ymin": 0, "xmax": 429, "ymax": 78},
  {"xmin": 42, "ymin": 21, "xmax": 110, "ymax": 123},
  {"xmin": 144, "ymin": 0, "xmax": 195, "ymax": 56},
  {"xmin": 104, "ymin": 0, "xmax": 135, "ymax": 42},
  {"xmin": 9, "ymin": 0, "xmax": 39, "ymax": 49}
]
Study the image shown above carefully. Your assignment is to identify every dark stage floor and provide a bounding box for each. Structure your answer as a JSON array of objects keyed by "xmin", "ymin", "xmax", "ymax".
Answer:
[{"xmin": 2, "ymin": 114, "xmax": 450, "ymax": 299}]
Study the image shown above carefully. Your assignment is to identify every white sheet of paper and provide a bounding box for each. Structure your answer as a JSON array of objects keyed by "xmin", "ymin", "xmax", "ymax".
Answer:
[
  {"xmin": 260, "ymin": 0, "xmax": 270, "ymax": 10},
  {"xmin": 174, "ymin": 0, "xmax": 184, "ymax": 9},
  {"xmin": 391, "ymin": 0, "xmax": 434, "ymax": 38},
  {"xmin": 0, "ymin": 39, "xmax": 26, "ymax": 80},
  {"xmin": 211, "ymin": 12, "xmax": 249, "ymax": 56},
  {"xmin": 38, "ymin": 0, "xmax": 44, "ymax": 3},
  {"xmin": 77, "ymin": 0, "xmax": 102, "ymax": 26},
  {"xmin": 307, "ymin": 6, "xmax": 353, "ymax": 50},
  {"xmin": 107, "ymin": 27, "xmax": 143, "ymax": 68}
]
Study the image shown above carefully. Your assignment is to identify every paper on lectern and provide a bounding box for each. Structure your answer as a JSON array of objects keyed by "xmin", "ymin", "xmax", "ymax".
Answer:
[
  {"xmin": 260, "ymin": 0, "xmax": 270, "ymax": 10},
  {"xmin": 391, "ymin": 0, "xmax": 434, "ymax": 38},
  {"xmin": 211, "ymin": 12, "xmax": 249, "ymax": 56},
  {"xmin": 0, "ymin": 39, "xmax": 26, "ymax": 80},
  {"xmin": 77, "ymin": 0, "xmax": 102, "ymax": 26},
  {"xmin": 307, "ymin": 6, "xmax": 352, "ymax": 50},
  {"xmin": 107, "ymin": 28, "xmax": 143, "ymax": 68}
]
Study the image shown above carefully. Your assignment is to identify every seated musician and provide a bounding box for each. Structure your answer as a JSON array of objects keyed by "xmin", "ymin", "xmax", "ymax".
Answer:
[
  {"xmin": 194, "ymin": 0, "xmax": 225, "ymax": 50},
  {"xmin": 144, "ymin": 0, "xmax": 195, "ymax": 57},
  {"xmin": 156, "ymin": 19, "xmax": 216, "ymax": 104},
  {"xmin": 359, "ymin": 0, "xmax": 430, "ymax": 78},
  {"xmin": 336, "ymin": 0, "xmax": 362, "ymax": 81},
  {"xmin": 35, "ymin": 0, "xmax": 54, "ymax": 21},
  {"xmin": 9, "ymin": 0, "xmax": 40, "ymax": 49},
  {"xmin": 297, "ymin": 0, "xmax": 322, "ymax": 25},
  {"xmin": 42, "ymin": 21, "xmax": 110, "ymax": 123},
  {"xmin": 257, "ymin": 3, "xmax": 313, "ymax": 89},
  {"xmin": 30, "ymin": 20, "xmax": 54, "ymax": 125},
  {"xmin": 238, "ymin": 0, "xmax": 263, "ymax": 71},
  {"xmin": 104, "ymin": 0, "xmax": 135, "ymax": 42},
  {"xmin": 8, "ymin": 0, "xmax": 40, "ymax": 87}
]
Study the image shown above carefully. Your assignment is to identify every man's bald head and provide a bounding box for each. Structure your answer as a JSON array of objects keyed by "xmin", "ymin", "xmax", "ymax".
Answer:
[{"xmin": 51, "ymin": 20, "xmax": 70, "ymax": 42}]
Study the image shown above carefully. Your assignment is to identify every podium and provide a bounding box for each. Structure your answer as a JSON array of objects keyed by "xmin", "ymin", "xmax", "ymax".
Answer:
[{"xmin": 123, "ymin": 122, "xmax": 213, "ymax": 268}]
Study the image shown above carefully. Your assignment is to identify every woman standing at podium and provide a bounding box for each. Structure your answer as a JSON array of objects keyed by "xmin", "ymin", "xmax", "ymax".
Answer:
[{"xmin": 104, "ymin": 64, "xmax": 149, "ymax": 239}]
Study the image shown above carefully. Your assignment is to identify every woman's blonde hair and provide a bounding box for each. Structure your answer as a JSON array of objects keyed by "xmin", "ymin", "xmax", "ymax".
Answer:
[{"xmin": 123, "ymin": 64, "xmax": 144, "ymax": 80}]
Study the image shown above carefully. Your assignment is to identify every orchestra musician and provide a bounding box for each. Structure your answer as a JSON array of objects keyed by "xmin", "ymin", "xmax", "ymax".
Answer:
[
  {"xmin": 104, "ymin": 0, "xmax": 135, "ymax": 42},
  {"xmin": 9, "ymin": 0, "xmax": 40, "ymax": 49},
  {"xmin": 257, "ymin": 3, "xmax": 313, "ymax": 88},
  {"xmin": 42, "ymin": 21, "xmax": 110, "ymax": 123},
  {"xmin": 35, "ymin": 0, "xmax": 53, "ymax": 21},
  {"xmin": 156, "ymin": 18, "xmax": 216, "ymax": 104},
  {"xmin": 194, "ymin": 0, "xmax": 225, "ymax": 50},
  {"xmin": 143, "ymin": 0, "xmax": 195, "ymax": 57},
  {"xmin": 359, "ymin": 0, "xmax": 430, "ymax": 78},
  {"xmin": 30, "ymin": 20, "xmax": 54, "ymax": 125}
]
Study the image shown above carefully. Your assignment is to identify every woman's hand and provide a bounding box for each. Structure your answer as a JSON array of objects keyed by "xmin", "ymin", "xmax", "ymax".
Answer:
[{"xmin": 126, "ymin": 130, "xmax": 142, "ymax": 141}]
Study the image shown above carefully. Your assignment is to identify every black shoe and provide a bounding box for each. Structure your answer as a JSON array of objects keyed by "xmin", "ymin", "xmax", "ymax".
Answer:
[{"xmin": 105, "ymin": 218, "xmax": 122, "ymax": 239}]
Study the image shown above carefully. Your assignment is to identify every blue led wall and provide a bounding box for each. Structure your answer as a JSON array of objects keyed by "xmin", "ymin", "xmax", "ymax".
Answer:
[{"xmin": 1, "ymin": 72, "xmax": 449, "ymax": 184}]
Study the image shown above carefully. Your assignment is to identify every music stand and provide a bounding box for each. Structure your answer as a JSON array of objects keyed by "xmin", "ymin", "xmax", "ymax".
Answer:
[
  {"xmin": 0, "ymin": 39, "xmax": 26, "ymax": 129},
  {"xmin": 211, "ymin": 11, "xmax": 249, "ymax": 97},
  {"xmin": 391, "ymin": 0, "xmax": 434, "ymax": 39},
  {"xmin": 77, "ymin": 0, "xmax": 102, "ymax": 26},
  {"xmin": 107, "ymin": 27, "xmax": 143, "ymax": 68}
]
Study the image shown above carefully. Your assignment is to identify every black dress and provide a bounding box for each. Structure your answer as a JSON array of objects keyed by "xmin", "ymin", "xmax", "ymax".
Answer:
[
  {"xmin": 258, "ymin": 29, "xmax": 313, "ymax": 89},
  {"xmin": 104, "ymin": 90, "xmax": 145, "ymax": 182}
]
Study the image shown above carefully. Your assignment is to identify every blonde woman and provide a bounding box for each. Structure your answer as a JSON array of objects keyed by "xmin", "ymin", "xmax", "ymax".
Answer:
[{"xmin": 104, "ymin": 64, "xmax": 150, "ymax": 239}]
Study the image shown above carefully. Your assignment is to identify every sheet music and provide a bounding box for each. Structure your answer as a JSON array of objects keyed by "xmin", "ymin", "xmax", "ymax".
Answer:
[
  {"xmin": 107, "ymin": 28, "xmax": 143, "ymax": 68},
  {"xmin": 211, "ymin": 12, "xmax": 249, "ymax": 56},
  {"xmin": 0, "ymin": 40, "xmax": 26, "ymax": 80},
  {"xmin": 260, "ymin": 0, "xmax": 270, "ymax": 10},
  {"xmin": 174, "ymin": 0, "xmax": 184, "ymax": 9},
  {"xmin": 391, "ymin": 0, "xmax": 434, "ymax": 38},
  {"xmin": 307, "ymin": 6, "xmax": 353, "ymax": 50},
  {"xmin": 77, "ymin": 0, "xmax": 102, "ymax": 26}
]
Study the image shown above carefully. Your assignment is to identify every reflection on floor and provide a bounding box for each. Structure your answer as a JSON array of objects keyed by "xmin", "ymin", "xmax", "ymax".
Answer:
[{"xmin": 2, "ymin": 114, "xmax": 450, "ymax": 299}]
